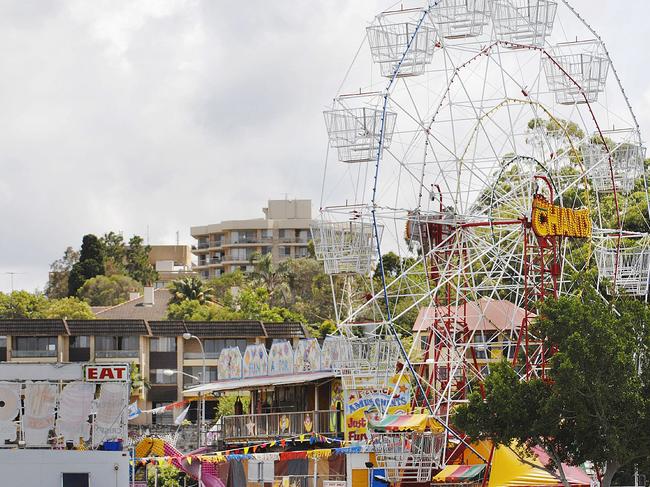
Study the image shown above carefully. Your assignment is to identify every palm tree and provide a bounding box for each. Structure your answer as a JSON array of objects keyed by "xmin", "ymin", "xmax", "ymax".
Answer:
[
  {"xmin": 168, "ymin": 276, "xmax": 215, "ymax": 305},
  {"xmin": 249, "ymin": 252, "xmax": 291, "ymax": 306}
]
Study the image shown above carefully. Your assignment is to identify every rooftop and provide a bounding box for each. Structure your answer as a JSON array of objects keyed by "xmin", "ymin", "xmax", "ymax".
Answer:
[
  {"xmin": 93, "ymin": 288, "xmax": 171, "ymax": 321},
  {"xmin": 412, "ymin": 297, "xmax": 528, "ymax": 333}
]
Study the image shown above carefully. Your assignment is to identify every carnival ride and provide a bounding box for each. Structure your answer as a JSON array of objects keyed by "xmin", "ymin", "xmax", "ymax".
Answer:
[{"xmin": 313, "ymin": 0, "xmax": 649, "ymax": 482}]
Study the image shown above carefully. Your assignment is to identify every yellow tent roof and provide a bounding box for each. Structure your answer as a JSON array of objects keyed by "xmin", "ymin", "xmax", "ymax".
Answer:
[{"xmin": 488, "ymin": 445, "xmax": 561, "ymax": 487}]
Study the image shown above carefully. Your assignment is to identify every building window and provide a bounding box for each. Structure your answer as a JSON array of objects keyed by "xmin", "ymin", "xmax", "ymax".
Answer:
[
  {"xmin": 230, "ymin": 231, "xmax": 240, "ymax": 244},
  {"xmin": 297, "ymin": 230, "xmax": 309, "ymax": 243},
  {"xmin": 70, "ymin": 336, "xmax": 90, "ymax": 348},
  {"xmin": 278, "ymin": 246, "xmax": 291, "ymax": 258},
  {"xmin": 151, "ymin": 402, "xmax": 173, "ymax": 425},
  {"xmin": 201, "ymin": 270, "xmax": 209, "ymax": 279},
  {"xmin": 261, "ymin": 229, "xmax": 273, "ymax": 241},
  {"xmin": 197, "ymin": 238, "xmax": 209, "ymax": 249},
  {"xmin": 95, "ymin": 336, "xmax": 139, "ymax": 358},
  {"xmin": 183, "ymin": 366, "xmax": 218, "ymax": 386},
  {"xmin": 150, "ymin": 369, "xmax": 178, "ymax": 384},
  {"xmin": 13, "ymin": 336, "xmax": 57, "ymax": 357},
  {"xmin": 472, "ymin": 332, "xmax": 489, "ymax": 360},
  {"xmin": 185, "ymin": 339, "xmax": 247, "ymax": 359},
  {"xmin": 295, "ymin": 247, "xmax": 309, "ymax": 258},
  {"xmin": 62, "ymin": 473, "xmax": 89, "ymax": 487},
  {"xmin": 278, "ymin": 229, "xmax": 292, "ymax": 242},
  {"xmin": 150, "ymin": 337, "xmax": 176, "ymax": 352}
]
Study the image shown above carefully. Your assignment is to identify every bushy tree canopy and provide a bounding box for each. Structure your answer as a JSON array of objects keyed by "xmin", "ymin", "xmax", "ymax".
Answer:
[
  {"xmin": 455, "ymin": 288, "xmax": 650, "ymax": 487},
  {"xmin": 77, "ymin": 274, "xmax": 142, "ymax": 306}
]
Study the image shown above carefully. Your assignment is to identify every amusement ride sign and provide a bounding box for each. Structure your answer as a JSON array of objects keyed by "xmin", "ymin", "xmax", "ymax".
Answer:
[{"xmin": 531, "ymin": 194, "xmax": 591, "ymax": 238}]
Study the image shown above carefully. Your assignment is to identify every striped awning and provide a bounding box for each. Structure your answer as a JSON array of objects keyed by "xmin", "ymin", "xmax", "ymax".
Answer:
[
  {"xmin": 433, "ymin": 464, "xmax": 487, "ymax": 483},
  {"xmin": 370, "ymin": 414, "xmax": 444, "ymax": 432}
]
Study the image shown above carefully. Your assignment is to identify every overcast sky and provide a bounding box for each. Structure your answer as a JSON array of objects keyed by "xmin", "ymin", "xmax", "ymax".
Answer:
[{"xmin": 0, "ymin": 0, "xmax": 648, "ymax": 293}]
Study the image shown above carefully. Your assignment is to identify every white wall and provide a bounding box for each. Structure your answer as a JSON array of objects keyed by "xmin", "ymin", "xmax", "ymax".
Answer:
[{"xmin": 0, "ymin": 450, "xmax": 129, "ymax": 487}]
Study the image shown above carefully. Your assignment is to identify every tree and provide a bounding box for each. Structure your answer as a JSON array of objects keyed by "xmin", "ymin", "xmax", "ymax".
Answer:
[
  {"xmin": 68, "ymin": 234, "xmax": 105, "ymax": 296},
  {"xmin": 166, "ymin": 299, "xmax": 241, "ymax": 321},
  {"xmin": 249, "ymin": 252, "xmax": 289, "ymax": 305},
  {"xmin": 237, "ymin": 286, "xmax": 305, "ymax": 323},
  {"xmin": 44, "ymin": 297, "xmax": 95, "ymax": 319},
  {"xmin": 147, "ymin": 462, "xmax": 186, "ymax": 487},
  {"xmin": 374, "ymin": 251, "xmax": 401, "ymax": 278},
  {"xmin": 45, "ymin": 247, "xmax": 79, "ymax": 299},
  {"xmin": 77, "ymin": 275, "xmax": 142, "ymax": 306},
  {"xmin": 168, "ymin": 276, "xmax": 215, "ymax": 305},
  {"xmin": 101, "ymin": 231, "xmax": 127, "ymax": 276},
  {"xmin": 0, "ymin": 291, "xmax": 48, "ymax": 319},
  {"xmin": 126, "ymin": 236, "xmax": 157, "ymax": 285},
  {"xmin": 455, "ymin": 289, "xmax": 650, "ymax": 487}
]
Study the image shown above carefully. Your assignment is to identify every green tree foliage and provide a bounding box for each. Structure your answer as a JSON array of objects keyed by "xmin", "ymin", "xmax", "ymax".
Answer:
[
  {"xmin": 216, "ymin": 393, "xmax": 250, "ymax": 419},
  {"xmin": 44, "ymin": 297, "xmax": 95, "ymax": 319},
  {"xmin": 166, "ymin": 299, "xmax": 241, "ymax": 321},
  {"xmin": 147, "ymin": 462, "xmax": 186, "ymax": 487},
  {"xmin": 0, "ymin": 292, "xmax": 95, "ymax": 319},
  {"xmin": 0, "ymin": 291, "xmax": 49, "ymax": 318},
  {"xmin": 125, "ymin": 236, "xmax": 158, "ymax": 285},
  {"xmin": 77, "ymin": 275, "xmax": 142, "ymax": 306},
  {"xmin": 68, "ymin": 234, "xmax": 105, "ymax": 296},
  {"xmin": 238, "ymin": 286, "xmax": 305, "ymax": 323},
  {"xmin": 45, "ymin": 247, "xmax": 79, "ymax": 299},
  {"xmin": 249, "ymin": 252, "xmax": 289, "ymax": 303},
  {"xmin": 455, "ymin": 289, "xmax": 650, "ymax": 487},
  {"xmin": 169, "ymin": 276, "xmax": 215, "ymax": 305},
  {"xmin": 101, "ymin": 231, "xmax": 127, "ymax": 276},
  {"xmin": 374, "ymin": 251, "xmax": 401, "ymax": 278}
]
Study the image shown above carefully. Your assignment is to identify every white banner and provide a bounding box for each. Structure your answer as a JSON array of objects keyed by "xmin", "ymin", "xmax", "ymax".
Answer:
[
  {"xmin": 24, "ymin": 383, "xmax": 57, "ymax": 446},
  {"xmin": 55, "ymin": 381, "xmax": 95, "ymax": 444}
]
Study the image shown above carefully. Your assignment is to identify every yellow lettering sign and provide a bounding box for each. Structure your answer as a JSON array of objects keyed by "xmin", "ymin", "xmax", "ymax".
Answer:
[{"xmin": 531, "ymin": 195, "xmax": 591, "ymax": 238}]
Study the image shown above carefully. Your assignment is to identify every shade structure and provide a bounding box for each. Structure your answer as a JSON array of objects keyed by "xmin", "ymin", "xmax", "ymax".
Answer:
[
  {"xmin": 370, "ymin": 414, "xmax": 443, "ymax": 432},
  {"xmin": 488, "ymin": 445, "xmax": 591, "ymax": 487},
  {"xmin": 433, "ymin": 464, "xmax": 487, "ymax": 483}
]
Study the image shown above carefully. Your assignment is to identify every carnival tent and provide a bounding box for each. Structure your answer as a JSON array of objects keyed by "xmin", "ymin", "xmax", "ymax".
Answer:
[
  {"xmin": 488, "ymin": 445, "xmax": 591, "ymax": 487},
  {"xmin": 433, "ymin": 441, "xmax": 591, "ymax": 487},
  {"xmin": 369, "ymin": 414, "xmax": 443, "ymax": 432}
]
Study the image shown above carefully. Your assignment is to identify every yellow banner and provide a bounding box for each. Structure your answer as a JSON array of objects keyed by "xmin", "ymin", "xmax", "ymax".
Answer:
[
  {"xmin": 531, "ymin": 195, "xmax": 591, "ymax": 238},
  {"xmin": 344, "ymin": 375, "xmax": 411, "ymax": 442}
]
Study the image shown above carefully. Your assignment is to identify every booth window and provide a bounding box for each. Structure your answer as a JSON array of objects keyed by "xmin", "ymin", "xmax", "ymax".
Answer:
[{"xmin": 62, "ymin": 473, "xmax": 89, "ymax": 487}]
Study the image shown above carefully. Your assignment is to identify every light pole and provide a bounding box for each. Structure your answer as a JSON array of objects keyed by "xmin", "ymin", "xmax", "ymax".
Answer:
[
  {"xmin": 182, "ymin": 333, "xmax": 206, "ymax": 450},
  {"xmin": 162, "ymin": 369, "xmax": 200, "ymax": 382}
]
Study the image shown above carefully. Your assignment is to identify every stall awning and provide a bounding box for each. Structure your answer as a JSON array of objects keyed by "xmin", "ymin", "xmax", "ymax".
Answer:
[
  {"xmin": 184, "ymin": 371, "xmax": 335, "ymax": 394},
  {"xmin": 433, "ymin": 464, "xmax": 487, "ymax": 483},
  {"xmin": 370, "ymin": 414, "xmax": 443, "ymax": 432}
]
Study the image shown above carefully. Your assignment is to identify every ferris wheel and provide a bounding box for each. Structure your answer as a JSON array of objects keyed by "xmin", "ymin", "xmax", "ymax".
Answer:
[{"xmin": 312, "ymin": 0, "xmax": 648, "ymax": 479}]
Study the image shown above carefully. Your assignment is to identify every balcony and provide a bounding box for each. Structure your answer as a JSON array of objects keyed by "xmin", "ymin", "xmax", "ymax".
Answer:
[
  {"xmin": 95, "ymin": 350, "xmax": 139, "ymax": 358},
  {"xmin": 221, "ymin": 410, "xmax": 344, "ymax": 441},
  {"xmin": 184, "ymin": 352, "xmax": 219, "ymax": 360},
  {"xmin": 197, "ymin": 242, "xmax": 210, "ymax": 249},
  {"xmin": 12, "ymin": 350, "xmax": 57, "ymax": 358}
]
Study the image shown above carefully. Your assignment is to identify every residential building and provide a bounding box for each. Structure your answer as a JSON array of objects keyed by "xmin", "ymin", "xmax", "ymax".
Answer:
[
  {"xmin": 191, "ymin": 199, "xmax": 313, "ymax": 279},
  {"xmin": 148, "ymin": 244, "xmax": 196, "ymax": 287},
  {"xmin": 0, "ymin": 318, "xmax": 308, "ymax": 426}
]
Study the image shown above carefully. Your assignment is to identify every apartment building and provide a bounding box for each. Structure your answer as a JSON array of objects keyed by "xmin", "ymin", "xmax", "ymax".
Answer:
[
  {"xmin": 191, "ymin": 199, "xmax": 313, "ymax": 279},
  {"xmin": 148, "ymin": 244, "xmax": 196, "ymax": 287},
  {"xmin": 0, "ymin": 318, "xmax": 308, "ymax": 426}
]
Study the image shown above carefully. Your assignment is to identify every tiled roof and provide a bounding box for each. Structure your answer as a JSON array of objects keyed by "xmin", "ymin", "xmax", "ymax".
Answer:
[
  {"xmin": 149, "ymin": 321, "xmax": 187, "ymax": 336},
  {"xmin": 263, "ymin": 322, "xmax": 308, "ymax": 338},
  {"xmin": 93, "ymin": 288, "xmax": 171, "ymax": 321},
  {"xmin": 67, "ymin": 319, "xmax": 149, "ymax": 336},
  {"xmin": 184, "ymin": 321, "xmax": 265, "ymax": 338},
  {"xmin": 0, "ymin": 319, "xmax": 66, "ymax": 336}
]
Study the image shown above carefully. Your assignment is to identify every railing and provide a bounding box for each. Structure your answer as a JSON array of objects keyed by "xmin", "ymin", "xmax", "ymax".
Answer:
[
  {"xmin": 11, "ymin": 350, "xmax": 57, "ymax": 358},
  {"xmin": 197, "ymin": 242, "xmax": 209, "ymax": 249},
  {"xmin": 183, "ymin": 352, "xmax": 219, "ymax": 359},
  {"xmin": 269, "ymin": 476, "xmax": 346, "ymax": 487},
  {"xmin": 95, "ymin": 350, "xmax": 139, "ymax": 358},
  {"xmin": 221, "ymin": 410, "xmax": 344, "ymax": 440}
]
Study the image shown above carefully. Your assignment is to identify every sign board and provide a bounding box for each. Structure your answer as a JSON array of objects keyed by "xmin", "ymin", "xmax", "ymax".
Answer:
[
  {"xmin": 323, "ymin": 482, "xmax": 346, "ymax": 487},
  {"xmin": 531, "ymin": 195, "xmax": 591, "ymax": 238},
  {"xmin": 84, "ymin": 365, "xmax": 129, "ymax": 382}
]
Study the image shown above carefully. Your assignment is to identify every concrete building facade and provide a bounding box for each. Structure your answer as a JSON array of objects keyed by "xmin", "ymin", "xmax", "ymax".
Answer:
[
  {"xmin": 191, "ymin": 199, "xmax": 313, "ymax": 279},
  {"xmin": 0, "ymin": 317, "xmax": 308, "ymax": 426}
]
